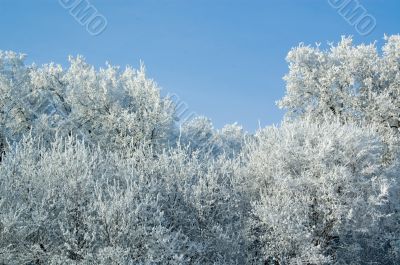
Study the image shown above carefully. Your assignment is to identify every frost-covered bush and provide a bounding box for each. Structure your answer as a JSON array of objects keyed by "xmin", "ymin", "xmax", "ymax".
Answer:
[
  {"xmin": 245, "ymin": 119, "xmax": 398, "ymax": 264},
  {"xmin": 0, "ymin": 135, "xmax": 248, "ymax": 264}
]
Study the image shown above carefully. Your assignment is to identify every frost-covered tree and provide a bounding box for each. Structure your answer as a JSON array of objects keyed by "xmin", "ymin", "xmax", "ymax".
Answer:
[
  {"xmin": 0, "ymin": 51, "xmax": 32, "ymax": 147},
  {"xmin": 63, "ymin": 57, "xmax": 176, "ymax": 150},
  {"xmin": 213, "ymin": 123, "xmax": 247, "ymax": 158},
  {"xmin": 271, "ymin": 36, "xmax": 400, "ymax": 264},
  {"xmin": 180, "ymin": 117, "xmax": 248, "ymax": 157},
  {"xmin": 180, "ymin": 116, "xmax": 215, "ymax": 153},
  {"xmin": 0, "ymin": 52, "xmax": 176, "ymax": 154},
  {"xmin": 245, "ymin": 119, "xmax": 398, "ymax": 264},
  {"xmin": 278, "ymin": 35, "xmax": 400, "ymax": 140}
]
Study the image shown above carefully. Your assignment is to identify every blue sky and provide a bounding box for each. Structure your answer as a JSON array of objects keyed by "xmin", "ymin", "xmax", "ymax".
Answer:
[{"xmin": 0, "ymin": 0, "xmax": 399, "ymax": 131}]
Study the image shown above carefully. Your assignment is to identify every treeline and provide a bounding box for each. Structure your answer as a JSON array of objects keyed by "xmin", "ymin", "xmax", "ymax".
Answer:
[{"xmin": 1, "ymin": 36, "xmax": 400, "ymax": 264}]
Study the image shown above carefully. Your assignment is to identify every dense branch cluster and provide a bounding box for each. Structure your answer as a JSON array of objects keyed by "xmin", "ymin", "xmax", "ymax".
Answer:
[{"xmin": 1, "ymin": 36, "xmax": 400, "ymax": 264}]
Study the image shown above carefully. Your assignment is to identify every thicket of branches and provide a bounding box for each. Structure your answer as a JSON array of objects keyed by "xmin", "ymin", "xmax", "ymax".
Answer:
[{"xmin": 1, "ymin": 36, "xmax": 400, "ymax": 264}]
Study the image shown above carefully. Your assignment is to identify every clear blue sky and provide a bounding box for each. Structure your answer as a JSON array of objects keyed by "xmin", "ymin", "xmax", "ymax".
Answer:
[{"xmin": 0, "ymin": 0, "xmax": 399, "ymax": 131}]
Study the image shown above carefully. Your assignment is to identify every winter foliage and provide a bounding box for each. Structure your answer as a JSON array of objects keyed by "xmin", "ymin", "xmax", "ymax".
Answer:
[{"xmin": 1, "ymin": 36, "xmax": 400, "ymax": 264}]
